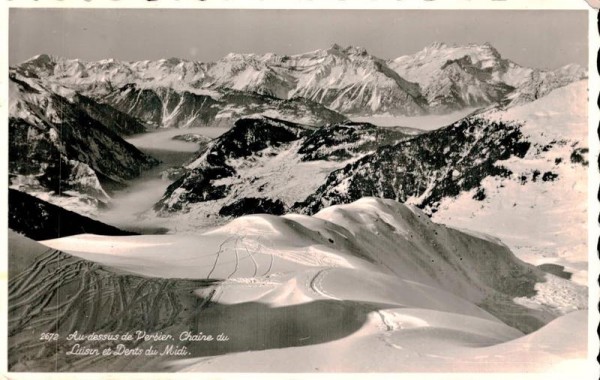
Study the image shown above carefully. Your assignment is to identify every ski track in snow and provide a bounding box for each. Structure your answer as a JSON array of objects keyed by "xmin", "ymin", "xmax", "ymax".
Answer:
[
  {"xmin": 308, "ymin": 269, "xmax": 341, "ymax": 301},
  {"xmin": 207, "ymin": 235, "xmax": 236, "ymax": 280}
]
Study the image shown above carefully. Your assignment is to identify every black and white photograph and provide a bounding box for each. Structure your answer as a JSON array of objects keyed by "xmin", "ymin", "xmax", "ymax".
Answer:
[{"xmin": 2, "ymin": 0, "xmax": 598, "ymax": 376}]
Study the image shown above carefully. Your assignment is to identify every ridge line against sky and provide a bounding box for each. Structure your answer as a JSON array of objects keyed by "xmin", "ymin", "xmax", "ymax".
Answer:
[{"xmin": 9, "ymin": 8, "xmax": 587, "ymax": 70}]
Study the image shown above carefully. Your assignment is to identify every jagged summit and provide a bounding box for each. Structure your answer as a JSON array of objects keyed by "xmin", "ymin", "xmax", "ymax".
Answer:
[
  {"xmin": 328, "ymin": 42, "xmax": 344, "ymax": 51},
  {"xmin": 326, "ymin": 43, "xmax": 369, "ymax": 56},
  {"xmin": 420, "ymin": 41, "xmax": 498, "ymax": 53},
  {"xmin": 18, "ymin": 53, "xmax": 59, "ymax": 76},
  {"xmin": 26, "ymin": 53, "xmax": 55, "ymax": 63},
  {"xmin": 431, "ymin": 41, "xmax": 447, "ymax": 48}
]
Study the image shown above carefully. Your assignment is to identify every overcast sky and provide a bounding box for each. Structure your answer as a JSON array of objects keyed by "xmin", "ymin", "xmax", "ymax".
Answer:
[{"xmin": 9, "ymin": 9, "xmax": 588, "ymax": 70}]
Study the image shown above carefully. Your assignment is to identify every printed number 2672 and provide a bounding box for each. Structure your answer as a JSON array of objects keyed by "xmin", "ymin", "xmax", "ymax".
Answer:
[{"xmin": 40, "ymin": 333, "xmax": 59, "ymax": 341}]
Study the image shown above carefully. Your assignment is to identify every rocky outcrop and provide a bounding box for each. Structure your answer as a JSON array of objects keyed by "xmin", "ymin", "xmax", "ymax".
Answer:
[{"xmin": 219, "ymin": 197, "xmax": 286, "ymax": 217}]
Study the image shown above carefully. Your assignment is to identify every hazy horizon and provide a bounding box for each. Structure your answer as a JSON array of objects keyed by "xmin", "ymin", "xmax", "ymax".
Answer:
[{"xmin": 9, "ymin": 9, "xmax": 588, "ymax": 70}]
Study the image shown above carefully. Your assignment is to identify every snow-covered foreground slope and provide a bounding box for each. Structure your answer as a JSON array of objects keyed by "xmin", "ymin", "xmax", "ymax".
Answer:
[
  {"xmin": 174, "ymin": 310, "xmax": 587, "ymax": 373},
  {"xmin": 432, "ymin": 80, "xmax": 589, "ymax": 285},
  {"xmin": 7, "ymin": 230, "xmax": 215, "ymax": 372},
  {"xmin": 37, "ymin": 198, "xmax": 587, "ymax": 372}
]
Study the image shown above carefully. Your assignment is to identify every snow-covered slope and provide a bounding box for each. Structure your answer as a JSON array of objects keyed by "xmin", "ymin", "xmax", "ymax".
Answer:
[
  {"xmin": 34, "ymin": 198, "xmax": 586, "ymax": 371},
  {"xmin": 17, "ymin": 54, "xmax": 210, "ymax": 94},
  {"xmin": 176, "ymin": 310, "xmax": 587, "ymax": 373},
  {"xmin": 8, "ymin": 230, "xmax": 215, "ymax": 372},
  {"xmin": 432, "ymin": 80, "xmax": 588, "ymax": 284},
  {"xmin": 269, "ymin": 44, "xmax": 428, "ymax": 115},
  {"xmin": 391, "ymin": 42, "xmax": 521, "ymax": 88},
  {"xmin": 505, "ymin": 64, "xmax": 589, "ymax": 106}
]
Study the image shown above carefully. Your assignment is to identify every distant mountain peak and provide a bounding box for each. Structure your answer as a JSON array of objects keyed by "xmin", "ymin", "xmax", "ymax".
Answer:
[
  {"xmin": 329, "ymin": 43, "xmax": 343, "ymax": 51},
  {"xmin": 326, "ymin": 43, "xmax": 369, "ymax": 57},
  {"xmin": 22, "ymin": 53, "xmax": 58, "ymax": 69},
  {"xmin": 427, "ymin": 41, "xmax": 449, "ymax": 50},
  {"xmin": 222, "ymin": 52, "xmax": 249, "ymax": 61},
  {"xmin": 480, "ymin": 42, "xmax": 502, "ymax": 57},
  {"xmin": 158, "ymin": 57, "xmax": 185, "ymax": 66},
  {"xmin": 27, "ymin": 53, "xmax": 55, "ymax": 63},
  {"xmin": 420, "ymin": 41, "xmax": 501, "ymax": 54}
]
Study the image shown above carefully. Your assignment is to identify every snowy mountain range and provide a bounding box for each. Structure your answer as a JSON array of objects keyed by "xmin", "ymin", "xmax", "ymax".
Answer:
[{"xmin": 15, "ymin": 42, "xmax": 586, "ymax": 117}]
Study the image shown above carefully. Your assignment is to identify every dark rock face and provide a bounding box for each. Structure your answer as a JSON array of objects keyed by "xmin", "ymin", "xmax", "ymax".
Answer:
[
  {"xmin": 9, "ymin": 113, "xmax": 157, "ymax": 194},
  {"xmin": 160, "ymin": 166, "xmax": 234, "ymax": 211},
  {"xmin": 214, "ymin": 117, "xmax": 304, "ymax": 159},
  {"xmin": 299, "ymin": 121, "xmax": 410, "ymax": 162},
  {"xmin": 9, "ymin": 117, "xmax": 79, "ymax": 195},
  {"xmin": 72, "ymin": 93, "xmax": 148, "ymax": 136},
  {"xmin": 219, "ymin": 197, "xmax": 286, "ymax": 217},
  {"xmin": 537, "ymin": 264, "xmax": 572, "ymax": 280},
  {"xmin": 570, "ymin": 147, "xmax": 589, "ymax": 165},
  {"xmin": 102, "ymin": 84, "xmax": 164, "ymax": 126},
  {"xmin": 8, "ymin": 189, "xmax": 136, "ymax": 240},
  {"xmin": 541, "ymin": 172, "xmax": 559, "ymax": 182},
  {"xmin": 296, "ymin": 117, "xmax": 530, "ymax": 215}
]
